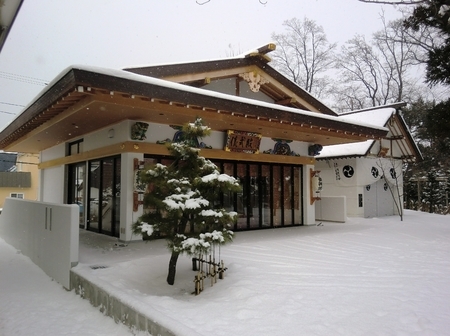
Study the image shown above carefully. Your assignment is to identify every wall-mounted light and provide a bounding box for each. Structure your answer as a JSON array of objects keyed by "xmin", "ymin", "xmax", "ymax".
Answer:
[{"xmin": 108, "ymin": 128, "xmax": 115, "ymax": 139}]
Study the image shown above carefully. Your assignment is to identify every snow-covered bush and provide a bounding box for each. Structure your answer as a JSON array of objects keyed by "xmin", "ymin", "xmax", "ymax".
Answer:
[{"xmin": 132, "ymin": 118, "xmax": 241, "ymax": 285}]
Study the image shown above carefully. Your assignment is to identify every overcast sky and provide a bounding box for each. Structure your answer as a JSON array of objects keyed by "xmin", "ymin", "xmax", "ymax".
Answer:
[{"xmin": 0, "ymin": 0, "xmax": 403, "ymax": 131}]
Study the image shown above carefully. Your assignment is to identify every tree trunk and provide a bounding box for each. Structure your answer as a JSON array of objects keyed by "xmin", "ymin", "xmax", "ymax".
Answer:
[
  {"xmin": 166, "ymin": 216, "xmax": 189, "ymax": 285},
  {"xmin": 167, "ymin": 251, "xmax": 180, "ymax": 285}
]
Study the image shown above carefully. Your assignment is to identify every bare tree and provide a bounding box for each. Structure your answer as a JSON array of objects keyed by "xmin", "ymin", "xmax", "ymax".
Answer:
[
  {"xmin": 377, "ymin": 158, "xmax": 405, "ymax": 221},
  {"xmin": 271, "ymin": 18, "xmax": 337, "ymax": 98},
  {"xmin": 334, "ymin": 13, "xmax": 425, "ymax": 110},
  {"xmin": 335, "ymin": 34, "xmax": 394, "ymax": 107},
  {"xmin": 373, "ymin": 16, "xmax": 423, "ymax": 100}
]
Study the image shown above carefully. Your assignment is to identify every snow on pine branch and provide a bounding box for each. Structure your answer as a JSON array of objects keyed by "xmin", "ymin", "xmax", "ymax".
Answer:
[
  {"xmin": 163, "ymin": 191, "xmax": 209, "ymax": 210},
  {"xmin": 174, "ymin": 229, "xmax": 234, "ymax": 255},
  {"xmin": 201, "ymin": 172, "xmax": 239, "ymax": 184}
]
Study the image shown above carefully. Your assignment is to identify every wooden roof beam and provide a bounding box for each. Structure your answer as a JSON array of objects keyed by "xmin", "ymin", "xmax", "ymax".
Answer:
[
  {"xmin": 245, "ymin": 43, "xmax": 276, "ymax": 62},
  {"xmin": 183, "ymin": 77, "xmax": 211, "ymax": 88},
  {"xmin": 275, "ymin": 98, "xmax": 296, "ymax": 106}
]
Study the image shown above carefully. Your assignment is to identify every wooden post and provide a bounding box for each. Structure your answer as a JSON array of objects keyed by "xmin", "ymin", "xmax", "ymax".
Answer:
[
  {"xmin": 192, "ymin": 257, "xmax": 198, "ymax": 271},
  {"xmin": 200, "ymin": 259, "xmax": 204, "ymax": 292},
  {"xmin": 194, "ymin": 274, "xmax": 198, "ymax": 295},
  {"xmin": 219, "ymin": 260, "xmax": 224, "ymax": 280},
  {"xmin": 213, "ymin": 258, "xmax": 217, "ymax": 284}
]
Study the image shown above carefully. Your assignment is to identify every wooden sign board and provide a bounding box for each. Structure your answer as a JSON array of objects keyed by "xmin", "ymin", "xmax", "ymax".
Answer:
[{"xmin": 225, "ymin": 130, "xmax": 261, "ymax": 154}]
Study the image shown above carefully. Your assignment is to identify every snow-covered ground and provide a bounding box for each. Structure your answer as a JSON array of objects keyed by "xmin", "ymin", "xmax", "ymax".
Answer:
[{"xmin": 1, "ymin": 210, "xmax": 450, "ymax": 336}]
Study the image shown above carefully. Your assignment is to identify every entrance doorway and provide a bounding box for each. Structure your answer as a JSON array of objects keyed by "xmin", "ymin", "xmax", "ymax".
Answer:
[
  {"xmin": 68, "ymin": 162, "xmax": 86, "ymax": 228},
  {"xmin": 220, "ymin": 161, "xmax": 302, "ymax": 230},
  {"xmin": 87, "ymin": 156, "xmax": 121, "ymax": 237}
]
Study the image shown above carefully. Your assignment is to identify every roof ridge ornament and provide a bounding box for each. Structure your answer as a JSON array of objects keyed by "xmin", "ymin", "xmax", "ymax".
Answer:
[{"xmin": 239, "ymin": 71, "xmax": 269, "ymax": 92}]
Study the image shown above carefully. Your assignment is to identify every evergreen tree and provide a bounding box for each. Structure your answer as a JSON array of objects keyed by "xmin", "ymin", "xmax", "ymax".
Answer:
[
  {"xmin": 425, "ymin": 98, "xmax": 450, "ymax": 156},
  {"xmin": 404, "ymin": 176, "xmax": 419, "ymax": 210},
  {"xmin": 421, "ymin": 168, "xmax": 445, "ymax": 213},
  {"xmin": 132, "ymin": 118, "xmax": 241, "ymax": 285},
  {"xmin": 402, "ymin": 99, "xmax": 450, "ymax": 211},
  {"xmin": 404, "ymin": 0, "xmax": 450, "ymax": 85}
]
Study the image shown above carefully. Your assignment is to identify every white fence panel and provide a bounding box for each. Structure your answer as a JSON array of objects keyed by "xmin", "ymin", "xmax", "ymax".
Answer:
[
  {"xmin": 0, "ymin": 198, "xmax": 79, "ymax": 289},
  {"xmin": 315, "ymin": 196, "xmax": 347, "ymax": 223}
]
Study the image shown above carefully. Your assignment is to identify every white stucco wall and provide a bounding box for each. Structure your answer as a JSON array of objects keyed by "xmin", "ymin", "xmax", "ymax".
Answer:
[
  {"xmin": 303, "ymin": 164, "xmax": 316, "ymax": 225},
  {"xmin": 203, "ymin": 78, "xmax": 275, "ymax": 104},
  {"xmin": 316, "ymin": 158, "xmax": 364, "ymax": 217},
  {"xmin": 120, "ymin": 152, "xmax": 144, "ymax": 242},
  {"xmin": 40, "ymin": 166, "xmax": 65, "ymax": 204},
  {"xmin": 38, "ymin": 119, "xmax": 317, "ymax": 238},
  {"xmin": 315, "ymin": 156, "xmax": 404, "ymax": 218},
  {"xmin": 83, "ymin": 120, "xmax": 130, "ymax": 151},
  {"xmin": 41, "ymin": 143, "xmax": 66, "ymax": 161}
]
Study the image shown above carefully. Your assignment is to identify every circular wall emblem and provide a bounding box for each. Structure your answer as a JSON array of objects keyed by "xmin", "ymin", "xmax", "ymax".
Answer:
[
  {"xmin": 342, "ymin": 165, "xmax": 354, "ymax": 178},
  {"xmin": 371, "ymin": 167, "xmax": 379, "ymax": 178}
]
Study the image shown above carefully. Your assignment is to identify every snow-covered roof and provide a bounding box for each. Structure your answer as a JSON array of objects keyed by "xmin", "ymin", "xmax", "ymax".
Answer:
[
  {"xmin": 316, "ymin": 140, "xmax": 374, "ymax": 158},
  {"xmin": 317, "ymin": 104, "xmax": 422, "ymax": 162},
  {"xmin": 0, "ymin": 61, "xmax": 389, "ymax": 153},
  {"xmin": 17, "ymin": 64, "xmax": 389, "ymax": 133},
  {"xmin": 123, "ymin": 43, "xmax": 338, "ymax": 116},
  {"xmin": 317, "ymin": 108, "xmax": 395, "ymax": 159},
  {"xmin": 338, "ymin": 108, "xmax": 395, "ymax": 128}
]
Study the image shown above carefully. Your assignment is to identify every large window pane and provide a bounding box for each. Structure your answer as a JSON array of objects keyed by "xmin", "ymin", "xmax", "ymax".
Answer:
[
  {"xmin": 236, "ymin": 163, "xmax": 247, "ymax": 229},
  {"xmin": 272, "ymin": 166, "xmax": 282, "ymax": 227},
  {"xmin": 261, "ymin": 165, "xmax": 271, "ymax": 228},
  {"xmin": 222, "ymin": 162, "xmax": 235, "ymax": 210},
  {"xmin": 113, "ymin": 158, "xmax": 121, "ymax": 237},
  {"xmin": 249, "ymin": 164, "xmax": 260, "ymax": 229},
  {"xmin": 284, "ymin": 166, "xmax": 293, "ymax": 225},
  {"xmin": 88, "ymin": 161, "xmax": 100, "ymax": 231},
  {"xmin": 73, "ymin": 164, "xmax": 86, "ymax": 228},
  {"xmin": 101, "ymin": 159, "xmax": 114, "ymax": 234},
  {"xmin": 293, "ymin": 167, "xmax": 302, "ymax": 224}
]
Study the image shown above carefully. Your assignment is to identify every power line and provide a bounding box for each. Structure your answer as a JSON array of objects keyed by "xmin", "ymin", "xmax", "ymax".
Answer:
[
  {"xmin": 0, "ymin": 71, "xmax": 49, "ymax": 84},
  {"xmin": 0, "ymin": 101, "xmax": 25, "ymax": 107},
  {"xmin": 0, "ymin": 110, "xmax": 17, "ymax": 115},
  {"xmin": 0, "ymin": 73, "xmax": 48, "ymax": 86}
]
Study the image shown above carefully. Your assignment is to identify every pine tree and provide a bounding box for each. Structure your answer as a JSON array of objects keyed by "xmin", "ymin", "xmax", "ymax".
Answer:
[
  {"xmin": 404, "ymin": 0, "xmax": 450, "ymax": 85},
  {"xmin": 421, "ymin": 168, "xmax": 445, "ymax": 213},
  {"xmin": 132, "ymin": 118, "xmax": 241, "ymax": 285}
]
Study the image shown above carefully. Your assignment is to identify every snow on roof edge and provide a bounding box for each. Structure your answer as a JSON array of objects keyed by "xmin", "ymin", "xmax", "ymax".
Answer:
[
  {"xmin": 11, "ymin": 64, "xmax": 388, "ymax": 134},
  {"xmin": 316, "ymin": 139, "xmax": 374, "ymax": 159}
]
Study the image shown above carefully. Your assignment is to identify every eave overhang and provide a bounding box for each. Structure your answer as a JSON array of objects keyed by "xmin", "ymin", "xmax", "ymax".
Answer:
[{"xmin": 0, "ymin": 67, "xmax": 388, "ymax": 153}]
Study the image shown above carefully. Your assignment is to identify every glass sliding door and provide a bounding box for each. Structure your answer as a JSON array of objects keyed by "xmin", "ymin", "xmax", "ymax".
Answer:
[
  {"xmin": 113, "ymin": 158, "xmax": 121, "ymax": 237},
  {"xmin": 236, "ymin": 163, "xmax": 248, "ymax": 230},
  {"xmin": 88, "ymin": 160, "xmax": 100, "ymax": 232},
  {"xmin": 139, "ymin": 155, "xmax": 303, "ymax": 232},
  {"xmin": 283, "ymin": 166, "xmax": 294, "ymax": 225},
  {"xmin": 272, "ymin": 166, "xmax": 282, "ymax": 227},
  {"xmin": 261, "ymin": 164, "xmax": 271, "ymax": 228},
  {"xmin": 222, "ymin": 162, "xmax": 236, "ymax": 215},
  {"xmin": 248, "ymin": 164, "xmax": 260, "ymax": 229},
  {"xmin": 87, "ymin": 156, "xmax": 121, "ymax": 237},
  {"xmin": 68, "ymin": 162, "xmax": 86, "ymax": 228}
]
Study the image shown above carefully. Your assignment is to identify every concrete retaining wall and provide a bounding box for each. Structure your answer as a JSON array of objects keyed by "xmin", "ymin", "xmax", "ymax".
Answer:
[{"xmin": 70, "ymin": 271, "xmax": 177, "ymax": 336}]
